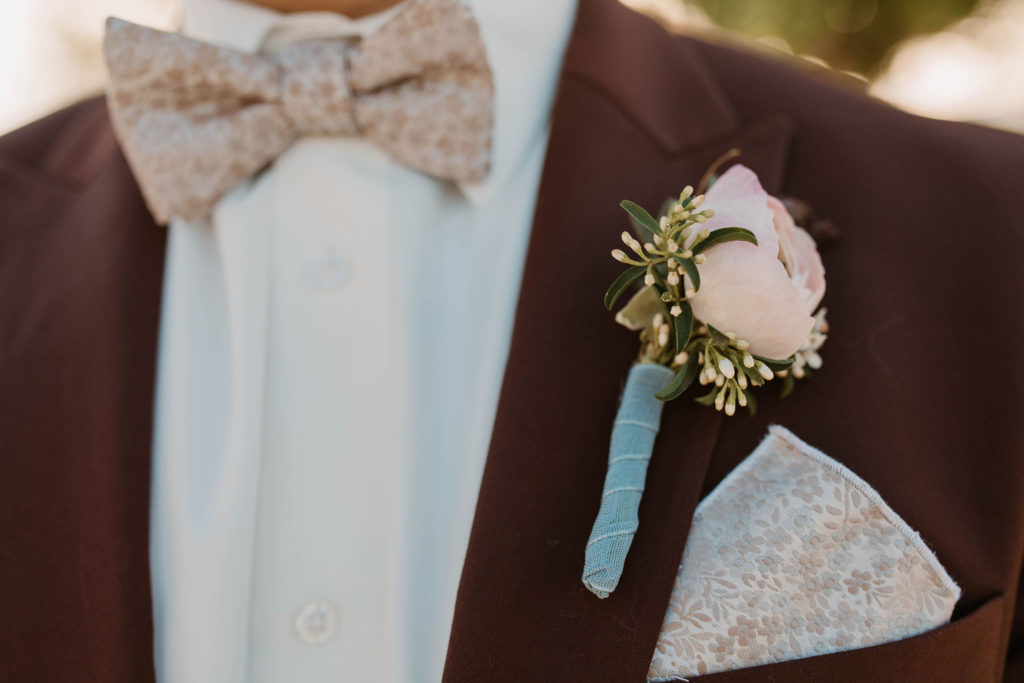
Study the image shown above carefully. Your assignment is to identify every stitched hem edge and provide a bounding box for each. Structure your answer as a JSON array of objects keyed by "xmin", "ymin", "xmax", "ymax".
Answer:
[{"xmin": 694, "ymin": 424, "xmax": 961, "ymax": 602}]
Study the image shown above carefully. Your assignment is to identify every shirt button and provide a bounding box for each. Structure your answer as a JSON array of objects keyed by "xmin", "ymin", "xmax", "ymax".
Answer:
[
  {"xmin": 293, "ymin": 600, "xmax": 339, "ymax": 646},
  {"xmin": 307, "ymin": 252, "xmax": 348, "ymax": 290}
]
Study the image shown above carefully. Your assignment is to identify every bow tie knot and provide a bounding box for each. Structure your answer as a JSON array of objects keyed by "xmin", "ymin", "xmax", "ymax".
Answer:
[
  {"xmin": 103, "ymin": 0, "xmax": 494, "ymax": 224},
  {"xmin": 275, "ymin": 41, "xmax": 359, "ymax": 137}
]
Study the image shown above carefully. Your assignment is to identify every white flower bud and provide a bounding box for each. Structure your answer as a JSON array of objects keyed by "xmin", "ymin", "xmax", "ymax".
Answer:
[
  {"xmin": 644, "ymin": 242, "xmax": 656, "ymax": 253},
  {"xmin": 681, "ymin": 250, "xmax": 693, "ymax": 259},
  {"xmin": 674, "ymin": 351, "xmax": 688, "ymax": 365},
  {"xmin": 659, "ymin": 216, "xmax": 669, "ymax": 230},
  {"xmin": 670, "ymin": 305, "xmax": 683, "ymax": 317},
  {"xmin": 714, "ymin": 392, "xmax": 725, "ymax": 410},
  {"xmin": 698, "ymin": 229, "xmax": 710, "ymax": 240},
  {"xmin": 735, "ymin": 339, "xmax": 750, "ymax": 351},
  {"xmin": 621, "ymin": 231, "xmax": 632, "ymax": 245},
  {"xmin": 756, "ymin": 362, "xmax": 774, "ymax": 380},
  {"xmin": 718, "ymin": 357, "xmax": 735, "ymax": 378},
  {"xmin": 725, "ymin": 399, "xmax": 736, "ymax": 416},
  {"xmin": 703, "ymin": 209, "xmax": 715, "ymax": 218},
  {"xmin": 743, "ymin": 352, "xmax": 755, "ymax": 368},
  {"xmin": 652, "ymin": 313, "xmax": 664, "ymax": 329},
  {"xmin": 807, "ymin": 351, "xmax": 823, "ymax": 370},
  {"xmin": 611, "ymin": 249, "xmax": 628, "ymax": 262},
  {"xmin": 691, "ymin": 195, "xmax": 705, "ymax": 208},
  {"xmin": 694, "ymin": 254, "xmax": 706, "ymax": 265},
  {"xmin": 667, "ymin": 271, "xmax": 680, "ymax": 286},
  {"xmin": 644, "ymin": 273, "xmax": 655, "ymax": 286},
  {"xmin": 667, "ymin": 240, "xmax": 679, "ymax": 252},
  {"xmin": 681, "ymin": 185, "xmax": 694, "ymax": 199},
  {"xmin": 684, "ymin": 287, "xmax": 696, "ymax": 299},
  {"xmin": 658, "ymin": 329, "xmax": 669, "ymax": 347},
  {"xmin": 737, "ymin": 391, "xmax": 747, "ymax": 407},
  {"xmin": 715, "ymin": 374, "xmax": 725, "ymax": 387},
  {"xmin": 737, "ymin": 372, "xmax": 748, "ymax": 389},
  {"xmin": 630, "ymin": 239, "xmax": 642, "ymax": 252}
]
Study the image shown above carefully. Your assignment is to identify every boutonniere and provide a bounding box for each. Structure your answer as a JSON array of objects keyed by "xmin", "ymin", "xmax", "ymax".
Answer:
[{"xmin": 583, "ymin": 154, "xmax": 830, "ymax": 598}]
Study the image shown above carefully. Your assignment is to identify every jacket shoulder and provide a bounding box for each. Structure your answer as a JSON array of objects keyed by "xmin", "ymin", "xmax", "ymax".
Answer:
[
  {"xmin": 684, "ymin": 33, "xmax": 1024, "ymax": 175},
  {"xmin": 0, "ymin": 96, "xmax": 118, "ymax": 189}
]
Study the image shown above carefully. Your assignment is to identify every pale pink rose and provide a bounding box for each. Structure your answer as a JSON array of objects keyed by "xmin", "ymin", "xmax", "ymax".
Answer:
[
  {"xmin": 768, "ymin": 196, "xmax": 826, "ymax": 312},
  {"xmin": 687, "ymin": 165, "xmax": 826, "ymax": 360}
]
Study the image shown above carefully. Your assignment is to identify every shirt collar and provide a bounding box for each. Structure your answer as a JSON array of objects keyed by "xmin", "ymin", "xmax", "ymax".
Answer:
[{"xmin": 180, "ymin": 0, "xmax": 578, "ymax": 207}]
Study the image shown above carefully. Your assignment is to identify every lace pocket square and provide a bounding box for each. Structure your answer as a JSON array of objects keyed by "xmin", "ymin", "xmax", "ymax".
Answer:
[{"xmin": 648, "ymin": 426, "xmax": 960, "ymax": 681}]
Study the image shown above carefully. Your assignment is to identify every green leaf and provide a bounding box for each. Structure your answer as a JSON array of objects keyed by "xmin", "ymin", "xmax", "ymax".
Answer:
[
  {"xmin": 604, "ymin": 266, "xmax": 646, "ymax": 310},
  {"xmin": 739, "ymin": 361, "xmax": 765, "ymax": 387},
  {"xmin": 673, "ymin": 256, "xmax": 701, "ymax": 292},
  {"xmin": 694, "ymin": 386, "xmax": 719, "ymax": 406},
  {"xmin": 614, "ymin": 285, "xmax": 666, "ymax": 331},
  {"xmin": 620, "ymin": 200, "xmax": 661, "ymax": 238},
  {"xmin": 744, "ymin": 389, "xmax": 758, "ymax": 415},
  {"xmin": 692, "ymin": 227, "xmax": 758, "ymax": 254},
  {"xmin": 655, "ymin": 353, "xmax": 700, "ymax": 401},
  {"xmin": 752, "ymin": 354, "xmax": 795, "ymax": 372},
  {"xmin": 673, "ymin": 302, "xmax": 693, "ymax": 355},
  {"xmin": 706, "ymin": 324, "xmax": 731, "ymax": 348},
  {"xmin": 779, "ymin": 373, "xmax": 797, "ymax": 399}
]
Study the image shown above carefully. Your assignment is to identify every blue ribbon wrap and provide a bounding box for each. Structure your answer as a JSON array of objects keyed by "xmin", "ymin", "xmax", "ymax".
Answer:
[{"xmin": 582, "ymin": 363, "xmax": 674, "ymax": 598}]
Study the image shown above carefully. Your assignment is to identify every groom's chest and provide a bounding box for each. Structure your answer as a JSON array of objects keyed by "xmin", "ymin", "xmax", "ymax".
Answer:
[{"xmin": 3, "ymin": 23, "xmax": 1022, "ymax": 683}]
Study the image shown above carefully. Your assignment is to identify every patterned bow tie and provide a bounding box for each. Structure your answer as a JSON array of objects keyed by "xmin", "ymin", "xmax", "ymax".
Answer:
[{"xmin": 102, "ymin": 0, "xmax": 493, "ymax": 224}]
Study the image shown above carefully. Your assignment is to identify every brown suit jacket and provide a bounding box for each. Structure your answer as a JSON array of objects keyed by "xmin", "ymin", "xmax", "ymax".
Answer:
[{"xmin": 2, "ymin": 0, "xmax": 1024, "ymax": 680}]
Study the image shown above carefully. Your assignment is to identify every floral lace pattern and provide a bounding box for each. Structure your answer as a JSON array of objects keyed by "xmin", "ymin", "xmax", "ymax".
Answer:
[{"xmin": 648, "ymin": 426, "xmax": 959, "ymax": 681}]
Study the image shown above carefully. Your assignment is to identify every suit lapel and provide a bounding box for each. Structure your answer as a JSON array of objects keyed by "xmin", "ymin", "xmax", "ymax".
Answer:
[
  {"xmin": 0, "ymin": 98, "xmax": 163, "ymax": 681},
  {"xmin": 443, "ymin": 1, "xmax": 792, "ymax": 680}
]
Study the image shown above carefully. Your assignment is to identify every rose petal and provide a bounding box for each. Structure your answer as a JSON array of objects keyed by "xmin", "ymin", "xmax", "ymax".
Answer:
[
  {"xmin": 700, "ymin": 165, "xmax": 778, "ymax": 255},
  {"xmin": 690, "ymin": 244, "xmax": 814, "ymax": 359},
  {"xmin": 768, "ymin": 196, "xmax": 826, "ymax": 312},
  {"xmin": 688, "ymin": 165, "xmax": 814, "ymax": 359}
]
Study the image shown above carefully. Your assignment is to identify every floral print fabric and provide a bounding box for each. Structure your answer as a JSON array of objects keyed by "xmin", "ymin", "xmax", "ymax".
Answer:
[
  {"xmin": 648, "ymin": 426, "xmax": 959, "ymax": 680},
  {"xmin": 102, "ymin": 0, "xmax": 493, "ymax": 224}
]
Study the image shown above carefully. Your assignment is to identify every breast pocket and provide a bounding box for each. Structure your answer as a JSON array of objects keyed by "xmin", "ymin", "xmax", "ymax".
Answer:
[
  {"xmin": 648, "ymin": 426, "xmax": 976, "ymax": 682},
  {"xmin": 689, "ymin": 593, "xmax": 1006, "ymax": 682}
]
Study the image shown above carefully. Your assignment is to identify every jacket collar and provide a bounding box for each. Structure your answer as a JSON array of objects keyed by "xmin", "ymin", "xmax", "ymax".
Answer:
[{"xmin": 442, "ymin": 0, "xmax": 792, "ymax": 679}]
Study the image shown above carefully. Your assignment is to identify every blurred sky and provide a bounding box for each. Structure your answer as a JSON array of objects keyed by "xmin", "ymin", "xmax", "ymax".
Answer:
[{"xmin": 1, "ymin": 0, "xmax": 1022, "ymax": 135}]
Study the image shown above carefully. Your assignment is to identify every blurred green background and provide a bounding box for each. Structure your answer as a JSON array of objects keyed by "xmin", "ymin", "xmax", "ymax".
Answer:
[{"xmin": 686, "ymin": 0, "xmax": 979, "ymax": 77}]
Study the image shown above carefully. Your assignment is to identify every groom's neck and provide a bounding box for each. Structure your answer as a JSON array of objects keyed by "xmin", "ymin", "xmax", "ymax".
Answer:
[{"xmin": 243, "ymin": 0, "xmax": 404, "ymax": 18}]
